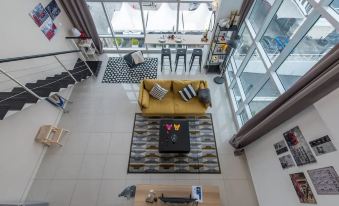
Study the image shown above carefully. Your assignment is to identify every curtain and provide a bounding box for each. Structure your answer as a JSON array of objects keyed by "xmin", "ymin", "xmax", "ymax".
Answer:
[
  {"xmin": 59, "ymin": 0, "xmax": 103, "ymax": 53},
  {"xmin": 229, "ymin": 45, "xmax": 339, "ymax": 151}
]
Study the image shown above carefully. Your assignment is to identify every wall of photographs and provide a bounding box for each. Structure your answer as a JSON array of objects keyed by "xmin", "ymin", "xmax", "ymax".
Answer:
[{"xmin": 245, "ymin": 88, "xmax": 339, "ymax": 206}]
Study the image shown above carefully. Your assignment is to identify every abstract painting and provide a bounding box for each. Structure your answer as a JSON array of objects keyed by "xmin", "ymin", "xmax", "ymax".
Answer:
[
  {"xmin": 308, "ymin": 166, "xmax": 339, "ymax": 195},
  {"xmin": 29, "ymin": 3, "xmax": 49, "ymax": 27},
  {"xmin": 290, "ymin": 172, "xmax": 317, "ymax": 204},
  {"xmin": 45, "ymin": 0, "xmax": 61, "ymax": 20},
  {"xmin": 309, "ymin": 135, "xmax": 337, "ymax": 156}
]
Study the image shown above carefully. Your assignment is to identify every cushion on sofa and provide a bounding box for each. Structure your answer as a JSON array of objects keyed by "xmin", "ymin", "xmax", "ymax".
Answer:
[
  {"xmin": 178, "ymin": 84, "xmax": 197, "ymax": 102},
  {"xmin": 143, "ymin": 92, "xmax": 175, "ymax": 114},
  {"xmin": 149, "ymin": 83, "xmax": 168, "ymax": 100},
  {"xmin": 173, "ymin": 80, "xmax": 200, "ymax": 93},
  {"xmin": 144, "ymin": 79, "xmax": 172, "ymax": 91}
]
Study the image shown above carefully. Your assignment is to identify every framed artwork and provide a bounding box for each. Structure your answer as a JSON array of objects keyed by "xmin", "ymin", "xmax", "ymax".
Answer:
[
  {"xmin": 290, "ymin": 172, "xmax": 317, "ymax": 204},
  {"xmin": 308, "ymin": 166, "xmax": 339, "ymax": 195},
  {"xmin": 278, "ymin": 154, "xmax": 295, "ymax": 169},
  {"xmin": 309, "ymin": 135, "xmax": 337, "ymax": 156},
  {"xmin": 41, "ymin": 17, "xmax": 57, "ymax": 40},
  {"xmin": 45, "ymin": 0, "xmax": 61, "ymax": 20},
  {"xmin": 283, "ymin": 126, "xmax": 316, "ymax": 166},
  {"xmin": 274, "ymin": 140, "xmax": 288, "ymax": 155},
  {"xmin": 29, "ymin": 3, "xmax": 49, "ymax": 27}
]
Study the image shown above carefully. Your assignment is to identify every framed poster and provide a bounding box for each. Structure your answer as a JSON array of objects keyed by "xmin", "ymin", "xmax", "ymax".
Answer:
[
  {"xmin": 279, "ymin": 154, "xmax": 295, "ymax": 169},
  {"xmin": 29, "ymin": 3, "xmax": 49, "ymax": 27},
  {"xmin": 290, "ymin": 172, "xmax": 317, "ymax": 204},
  {"xmin": 274, "ymin": 140, "xmax": 288, "ymax": 155},
  {"xmin": 308, "ymin": 166, "xmax": 339, "ymax": 195},
  {"xmin": 283, "ymin": 126, "xmax": 316, "ymax": 166},
  {"xmin": 45, "ymin": 0, "xmax": 61, "ymax": 20},
  {"xmin": 309, "ymin": 135, "xmax": 337, "ymax": 156},
  {"xmin": 41, "ymin": 17, "xmax": 57, "ymax": 40}
]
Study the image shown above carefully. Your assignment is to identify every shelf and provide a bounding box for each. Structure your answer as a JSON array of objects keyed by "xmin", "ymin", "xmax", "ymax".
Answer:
[{"xmin": 218, "ymin": 25, "xmax": 238, "ymax": 31}]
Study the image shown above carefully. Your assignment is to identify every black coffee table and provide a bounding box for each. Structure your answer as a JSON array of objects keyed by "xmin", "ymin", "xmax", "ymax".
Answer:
[{"xmin": 159, "ymin": 120, "xmax": 190, "ymax": 153}]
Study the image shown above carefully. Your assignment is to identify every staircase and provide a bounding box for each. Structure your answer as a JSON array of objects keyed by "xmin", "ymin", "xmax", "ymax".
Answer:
[{"xmin": 0, "ymin": 50, "xmax": 102, "ymax": 120}]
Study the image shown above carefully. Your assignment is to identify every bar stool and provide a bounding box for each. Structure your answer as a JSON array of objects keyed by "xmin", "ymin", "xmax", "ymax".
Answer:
[
  {"xmin": 161, "ymin": 48, "xmax": 172, "ymax": 72},
  {"xmin": 175, "ymin": 48, "xmax": 187, "ymax": 72},
  {"xmin": 189, "ymin": 49, "xmax": 203, "ymax": 72}
]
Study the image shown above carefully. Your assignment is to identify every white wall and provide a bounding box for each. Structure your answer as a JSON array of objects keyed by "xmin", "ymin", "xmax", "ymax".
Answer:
[
  {"xmin": 0, "ymin": 0, "xmax": 77, "ymax": 202},
  {"xmin": 245, "ymin": 88, "xmax": 339, "ymax": 206}
]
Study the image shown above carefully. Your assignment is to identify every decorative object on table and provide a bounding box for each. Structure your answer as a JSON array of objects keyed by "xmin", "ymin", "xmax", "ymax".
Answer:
[
  {"xmin": 201, "ymin": 30, "xmax": 209, "ymax": 42},
  {"xmin": 278, "ymin": 154, "xmax": 295, "ymax": 169},
  {"xmin": 192, "ymin": 186, "xmax": 203, "ymax": 203},
  {"xmin": 29, "ymin": 3, "xmax": 49, "ymax": 27},
  {"xmin": 102, "ymin": 57, "xmax": 157, "ymax": 83},
  {"xmin": 149, "ymin": 83, "xmax": 169, "ymax": 100},
  {"xmin": 145, "ymin": 189, "xmax": 157, "ymax": 203},
  {"xmin": 213, "ymin": 36, "xmax": 239, "ymax": 84},
  {"xmin": 274, "ymin": 140, "xmax": 288, "ymax": 155},
  {"xmin": 45, "ymin": 0, "xmax": 61, "ymax": 20},
  {"xmin": 71, "ymin": 27, "xmax": 81, "ymax": 37},
  {"xmin": 40, "ymin": 17, "xmax": 57, "ymax": 40},
  {"xmin": 159, "ymin": 194, "xmax": 197, "ymax": 204},
  {"xmin": 283, "ymin": 126, "xmax": 316, "ymax": 166},
  {"xmin": 178, "ymin": 84, "xmax": 197, "ymax": 102},
  {"xmin": 35, "ymin": 125, "xmax": 69, "ymax": 147},
  {"xmin": 173, "ymin": 123, "xmax": 181, "ymax": 131},
  {"xmin": 46, "ymin": 94, "xmax": 72, "ymax": 112},
  {"xmin": 119, "ymin": 185, "xmax": 136, "ymax": 199},
  {"xmin": 128, "ymin": 114, "xmax": 220, "ymax": 173},
  {"xmin": 307, "ymin": 166, "xmax": 339, "ymax": 195},
  {"xmin": 290, "ymin": 172, "xmax": 317, "ymax": 204},
  {"xmin": 309, "ymin": 135, "xmax": 337, "ymax": 156}
]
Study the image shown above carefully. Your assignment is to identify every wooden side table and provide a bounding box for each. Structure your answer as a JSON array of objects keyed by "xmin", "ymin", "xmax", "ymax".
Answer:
[{"xmin": 35, "ymin": 125, "xmax": 69, "ymax": 147}]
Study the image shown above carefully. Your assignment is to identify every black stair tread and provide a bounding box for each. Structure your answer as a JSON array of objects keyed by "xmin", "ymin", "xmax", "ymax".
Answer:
[
  {"xmin": 0, "ymin": 101, "xmax": 26, "ymax": 111},
  {"xmin": 0, "ymin": 106, "xmax": 10, "ymax": 120},
  {"xmin": 0, "ymin": 92, "xmax": 39, "ymax": 103}
]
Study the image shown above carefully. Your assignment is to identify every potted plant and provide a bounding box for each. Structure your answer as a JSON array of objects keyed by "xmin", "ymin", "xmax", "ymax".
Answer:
[
  {"xmin": 115, "ymin": 37, "xmax": 123, "ymax": 47},
  {"xmin": 131, "ymin": 38, "xmax": 139, "ymax": 48}
]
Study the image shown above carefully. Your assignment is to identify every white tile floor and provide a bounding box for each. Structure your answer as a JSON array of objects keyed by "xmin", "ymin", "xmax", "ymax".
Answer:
[{"xmin": 26, "ymin": 53, "xmax": 259, "ymax": 206}]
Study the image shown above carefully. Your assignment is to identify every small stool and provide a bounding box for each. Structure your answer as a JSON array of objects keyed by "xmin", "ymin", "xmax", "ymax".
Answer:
[
  {"xmin": 189, "ymin": 49, "xmax": 203, "ymax": 72},
  {"xmin": 175, "ymin": 48, "xmax": 187, "ymax": 72},
  {"xmin": 161, "ymin": 49, "xmax": 172, "ymax": 72}
]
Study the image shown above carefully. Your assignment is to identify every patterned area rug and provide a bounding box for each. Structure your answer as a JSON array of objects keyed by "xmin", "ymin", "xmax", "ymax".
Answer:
[
  {"xmin": 102, "ymin": 57, "xmax": 158, "ymax": 83},
  {"xmin": 128, "ymin": 114, "xmax": 220, "ymax": 174}
]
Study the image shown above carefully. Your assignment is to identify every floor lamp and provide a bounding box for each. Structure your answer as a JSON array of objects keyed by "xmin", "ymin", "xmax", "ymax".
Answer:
[{"xmin": 213, "ymin": 36, "xmax": 239, "ymax": 84}]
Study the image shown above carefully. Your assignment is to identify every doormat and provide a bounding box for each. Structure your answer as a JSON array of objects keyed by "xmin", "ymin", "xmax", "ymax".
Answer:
[
  {"xmin": 102, "ymin": 57, "xmax": 157, "ymax": 83},
  {"xmin": 128, "ymin": 114, "xmax": 220, "ymax": 174}
]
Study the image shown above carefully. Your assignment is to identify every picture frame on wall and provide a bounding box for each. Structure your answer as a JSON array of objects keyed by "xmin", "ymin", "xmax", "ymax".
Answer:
[
  {"xmin": 308, "ymin": 166, "xmax": 339, "ymax": 195},
  {"xmin": 283, "ymin": 126, "xmax": 316, "ymax": 166},
  {"xmin": 278, "ymin": 154, "xmax": 295, "ymax": 169},
  {"xmin": 45, "ymin": 0, "xmax": 61, "ymax": 20},
  {"xmin": 309, "ymin": 135, "xmax": 337, "ymax": 156},
  {"xmin": 29, "ymin": 3, "xmax": 49, "ymax": 27},
  {"xmin": 290, "ymin": 172, "xmax": 317, "ymax": 204},
  {"xmin": 274, "ymin": 140, "xmax": 288, "ymax": 155}
]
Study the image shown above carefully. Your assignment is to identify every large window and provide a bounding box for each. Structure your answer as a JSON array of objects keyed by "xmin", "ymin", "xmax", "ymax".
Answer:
[
  {"xmin": 87, "ymin": 0, "xmax": 214, "ymax": 50},
  {"xmin": 226, "ymin": 0, "xmax": 339, "ymax": 128},
  {"xmin": 277, "ymin": 18, "xmax": 339, "ymax": 90},
  {"xmin": 260, "ymin": 0, "xmax": 311, "ymax": 63}
]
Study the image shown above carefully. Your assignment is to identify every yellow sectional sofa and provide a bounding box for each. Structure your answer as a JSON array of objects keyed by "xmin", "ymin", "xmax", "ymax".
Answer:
[{"xmin": 138, "ymin": 79, "xmax": 210, "ymax": 115}]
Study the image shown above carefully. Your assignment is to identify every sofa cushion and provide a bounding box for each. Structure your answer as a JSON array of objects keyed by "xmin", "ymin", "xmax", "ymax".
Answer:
[
  {"xmin": 173, "ymin": 80, "xmax": 200, "ymax": 93},
  {"xmin": 173, "ymin": 93, "xmax": 206, "ymax": 114},
  {"xmin": 149, "ymin": 83, "xmax": 168, "ymax": 100},
  {"xmin": 144, "ymin": 79, "xmax": 172, "ymax": 91},
  {"xmin": 143, "ymin": 92, "xmax": 175, "ymax": 114},
  {"xmin": 178, "ymin": 84, "xmax": 197, "ymax": 102}
]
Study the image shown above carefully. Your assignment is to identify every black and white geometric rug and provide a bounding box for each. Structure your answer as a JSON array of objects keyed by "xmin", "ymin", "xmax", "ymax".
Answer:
[
  {"xmin": 128, "ymin": 114, "xmax": 221, "ymax": 174},
  {"xmin": 102, "ymin": 57, "xmax": 158, "ymax": 83}
]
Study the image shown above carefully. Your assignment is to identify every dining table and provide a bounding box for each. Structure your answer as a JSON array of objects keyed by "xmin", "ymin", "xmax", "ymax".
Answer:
[{"xmin": 144, "ymin": 34, "xmax": 211, "ymax": 46}]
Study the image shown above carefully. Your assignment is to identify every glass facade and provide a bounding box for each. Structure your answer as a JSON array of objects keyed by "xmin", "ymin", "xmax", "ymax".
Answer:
[
  {"xmin": 87, "ymin": 0, "xmax": 214, "ymax": 50},
  {"xmin": 226, "ymin": 0, "xmax": 339, "ymax": 127}
]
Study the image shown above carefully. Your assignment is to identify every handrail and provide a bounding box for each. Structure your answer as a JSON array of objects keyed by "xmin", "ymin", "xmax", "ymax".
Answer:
[
  {"xmin": 0, "ymin": 49, "xmax": 81, "ymax": 64},
  {"xmin": 65, "ymin": 36, "xmax": 92, "ymax": 39}
]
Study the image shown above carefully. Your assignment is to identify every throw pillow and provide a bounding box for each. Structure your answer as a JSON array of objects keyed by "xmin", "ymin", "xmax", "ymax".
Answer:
[
  {"xmin": 198, "ymin": 88, "xmax": 212, "ymax": 106},
  {"xmin": 178, "ymin": 84, "xmax": 197, "ymax": 102},
  {"xmin": 149, "ymin": 83, "xmax": 168, "ymax": 100}
]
